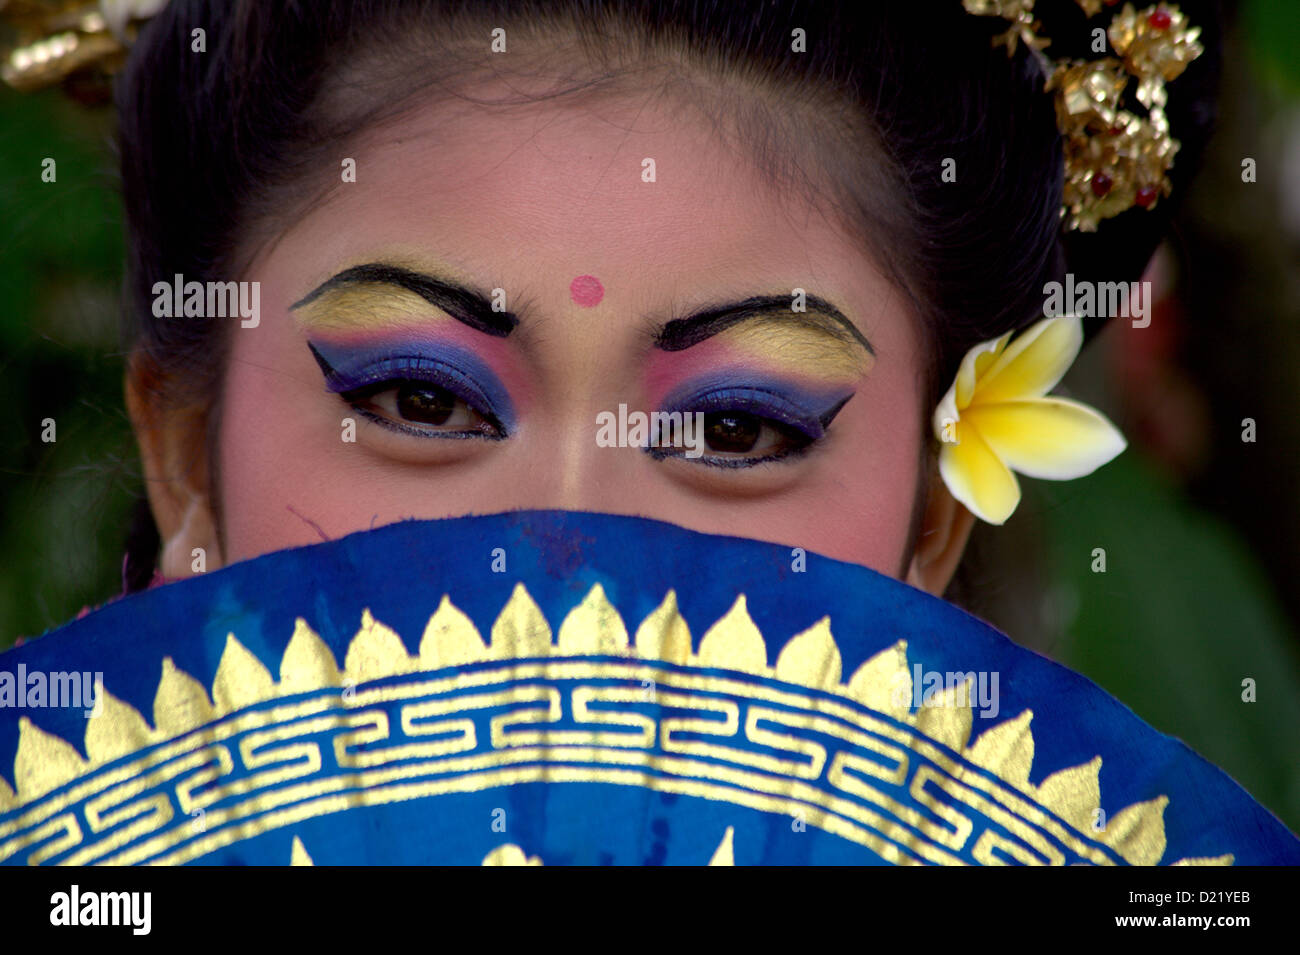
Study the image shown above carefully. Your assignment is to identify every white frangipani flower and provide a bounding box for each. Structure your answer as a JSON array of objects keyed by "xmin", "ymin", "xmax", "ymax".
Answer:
[{"xmin": 933, "ymin": 314, "xmax": 1127, "ymax": 525}]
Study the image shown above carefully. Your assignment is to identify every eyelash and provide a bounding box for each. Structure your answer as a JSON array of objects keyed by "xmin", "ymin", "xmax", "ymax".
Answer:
[
  {"xmin": 313, "ymin": 345, "xmax": 850, "ymax": 466},
  {"xmin": 343, "ymin": 389, "xmax": 503, "ymax": 440},
  {"xmin": 650, "ymin": 388, "xmax": 852, "ymax": 469},
  {"xmin": 324, "ymin": 355, "xmax": 508, "ymax": 439},
  {"xmin": 646, "ymin": 426, "xmax": 816, "ymax": 468}
]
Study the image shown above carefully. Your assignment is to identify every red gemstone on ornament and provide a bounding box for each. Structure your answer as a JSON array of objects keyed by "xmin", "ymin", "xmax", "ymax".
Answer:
[
  {"xmin": 1104, "ymin": 0, "xmax": 1120, "ymax": 5},
  {"xmin": 1149, "ymin": 8, "xmax": 1172, "ymax": 29},
  {"xmin": 1136, "ymin": 185, "xmax": 1159, "ymax": 207},
  {"xmin": 1091, "ymin": 173, "xmax": 1114, "ymax": 197}
]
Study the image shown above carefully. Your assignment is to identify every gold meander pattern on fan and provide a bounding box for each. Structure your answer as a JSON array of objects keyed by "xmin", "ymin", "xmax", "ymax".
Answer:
[{"xmin": 0, "ymin": 583, "xmax": 1231, "ymax": 865}]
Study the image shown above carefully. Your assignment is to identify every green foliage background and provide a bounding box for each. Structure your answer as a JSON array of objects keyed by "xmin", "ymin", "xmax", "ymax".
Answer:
[{"xmin": 0, "ymin": 92, "xmax": 135, "ymax": 642}]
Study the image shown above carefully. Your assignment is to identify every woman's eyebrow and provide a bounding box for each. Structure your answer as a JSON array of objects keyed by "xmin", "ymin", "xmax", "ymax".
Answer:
[
  {"xmin": 289, "ymin": 263, "xmax": 519, "ymax": 338},
  {"xmin": 653, "ymin": 294, "xmax": 874, "ymax": 355}
]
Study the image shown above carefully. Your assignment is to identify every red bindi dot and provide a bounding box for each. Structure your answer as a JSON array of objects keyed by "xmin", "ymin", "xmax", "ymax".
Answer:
[{"xmin": 569, "ymin": 274, "xmax": 604, "ymax": 307}]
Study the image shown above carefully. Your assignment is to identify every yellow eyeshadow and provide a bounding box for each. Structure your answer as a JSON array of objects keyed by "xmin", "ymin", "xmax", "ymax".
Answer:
[
  {"xmin": 710, "ymin": 316, "xmax": 873, "ymax": 381},
  {"xmin": 291, "ymin": 285, "xmax": 456, "ymax": 332}
]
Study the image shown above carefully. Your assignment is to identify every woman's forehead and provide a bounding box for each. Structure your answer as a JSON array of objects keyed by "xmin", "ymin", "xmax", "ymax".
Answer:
[{"xmin": 261, "ymin": 92, "xmax": 906, "ymax": 357}]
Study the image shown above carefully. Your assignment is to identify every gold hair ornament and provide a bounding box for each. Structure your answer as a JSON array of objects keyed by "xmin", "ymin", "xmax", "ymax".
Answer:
[
  {"xmin": 0, "ymin": 0, "xmax": 163, "ymax": 94},
  {"xmin": 964, "ymin": 0, "xmax": 1204, "ymax": 231}
]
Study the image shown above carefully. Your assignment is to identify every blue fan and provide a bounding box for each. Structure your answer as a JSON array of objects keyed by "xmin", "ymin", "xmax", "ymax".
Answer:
[{"xmin": 1, "ymin": 511, "xmax": 1295, "ymax": 865}]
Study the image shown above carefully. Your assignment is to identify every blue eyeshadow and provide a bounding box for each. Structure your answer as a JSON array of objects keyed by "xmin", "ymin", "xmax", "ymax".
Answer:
[
  {"xmin": 307, "ymin": 338, "xmax": 517, "ymax": 433},
  {"xmin": 660, "ymin": 374, "xmax": 854, "ymax": 439}
]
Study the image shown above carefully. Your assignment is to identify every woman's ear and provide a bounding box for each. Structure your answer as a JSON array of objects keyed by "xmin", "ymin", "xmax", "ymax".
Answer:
[
  {"xmin": 906, "ymin": 468, "xmax": 977, "ymax": 596},
  {"xmin": 125, "ymin": 353, "xmax": 224, "ymax": 578}
]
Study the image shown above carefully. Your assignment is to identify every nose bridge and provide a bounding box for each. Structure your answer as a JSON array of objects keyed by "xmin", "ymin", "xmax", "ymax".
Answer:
[
  {"xmin": 552, "ymin": 402, "xmax": 602, "ymax": 510},
  {"xmin": 497, "ymin": 272, "xmax": 649, "ymax": 514},
  {"xmin": 509, "ymin": 379, "xmax": 638, "ymax": 515},
  {"xmin": 517, "ymin": 424, "xmax": 640, "ymax": 514}
]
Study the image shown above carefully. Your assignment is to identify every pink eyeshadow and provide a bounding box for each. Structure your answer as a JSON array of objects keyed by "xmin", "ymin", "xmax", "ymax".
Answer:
[{"xmin": 569, "ymin": 275, "xmax": 605, "ymax": 307}]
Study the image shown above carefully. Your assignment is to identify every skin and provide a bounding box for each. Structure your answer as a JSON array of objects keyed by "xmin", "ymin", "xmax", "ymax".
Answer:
[{"xmin": 129, "ymin": 81, "xmax": 975, "ymax": 595}]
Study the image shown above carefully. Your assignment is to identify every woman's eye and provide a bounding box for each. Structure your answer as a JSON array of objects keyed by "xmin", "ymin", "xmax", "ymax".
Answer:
[
  {"xmin": 648, "ymin": 386, "xmax": 850, "ymax": 467},
  {"xmin": 394, "ymin": 383, "xmax": 458, "ymax": 425},
  {"xmin": 704, "ymin": 412, "xmax": 763, "ymax": 453},
  {"xmin": 687, "ymin": 410, "xmax": 813, "ymax": 464},
  {"xmin": 343, "ymin": 380, "xmax": 502, "ymax": 438}
]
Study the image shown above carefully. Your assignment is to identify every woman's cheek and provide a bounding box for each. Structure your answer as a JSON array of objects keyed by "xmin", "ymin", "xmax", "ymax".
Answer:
[
  {"xmin": 767, "ymin": 390, "xmax": 921, "ymax": 573},
  {"xmin": 216, "ymin": 332, "xmax": 356, "ymax": 562}
]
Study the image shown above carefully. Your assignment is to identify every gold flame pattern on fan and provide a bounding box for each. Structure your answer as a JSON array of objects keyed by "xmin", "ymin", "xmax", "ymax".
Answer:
[{"xmin": 2, "ymin": 583, "xmax": 1231, "ymax": 866}]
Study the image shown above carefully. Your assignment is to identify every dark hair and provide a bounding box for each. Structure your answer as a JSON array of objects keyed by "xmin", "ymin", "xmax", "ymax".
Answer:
[{"xmin": 116, "ymin": 0, "xmax": 1219, "ymax": 589}]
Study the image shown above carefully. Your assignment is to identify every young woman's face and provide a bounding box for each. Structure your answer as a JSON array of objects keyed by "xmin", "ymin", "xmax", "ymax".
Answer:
[{"xmin": 210, "ymin": 90, "xmax": 938, "ymax": 580}]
